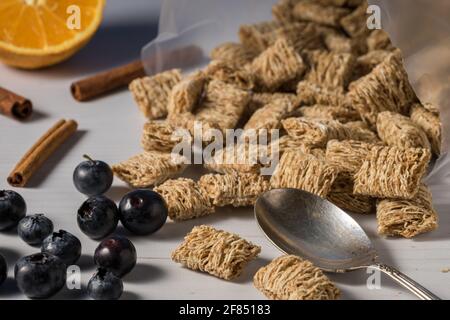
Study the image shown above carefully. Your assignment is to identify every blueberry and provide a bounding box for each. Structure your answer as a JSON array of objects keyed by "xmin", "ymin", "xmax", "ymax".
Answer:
[
  {"xmin": 41, "ymin": 230, "xmax": 81, "ymax": 265},
  {"xmin": 73, "ymin": 155, "xmax": 113, "ymax": 196},
  {"xmin": 94, "ymin": 235, "xmax": 136, "ymax": 277},
  {"xmin": 77, "ymin": 196, "xmax": 119, "ymax": 240},
  {"xmin": 0, "ymin": 254, "xmax": 6, "ymax": 286},
  {"xmin": 14, "ymin": 252, "xmax": 66, "ymax": 299},
  {"xmin": 119, "ymin": 190, "xmax": 168, "ymax": 235},
  {"xmin": 87, "ymin": 268, "xmax": 123, "ymax": 300},
  {"xmin": 18, "ymin": 214, "xmax": 54, "ymax": 246},
  {"xmin": 0, "ymin": 190, "xmax": 26, "ymax": 231}
]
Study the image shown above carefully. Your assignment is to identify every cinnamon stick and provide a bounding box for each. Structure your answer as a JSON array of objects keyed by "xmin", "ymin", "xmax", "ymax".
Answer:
[
  {"xmin": 0, "ymin": 86, "xmax": 33, "ymax": 120},
  {"xmin": 71, "ymin": 60, "xmax": 146, "ymax": 102},
  {"xmin": 7, "ymin": 119, "xmax": 78, "ymax": 187}
]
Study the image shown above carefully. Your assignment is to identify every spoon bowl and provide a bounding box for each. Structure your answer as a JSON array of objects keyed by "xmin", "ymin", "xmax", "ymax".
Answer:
[{"xmin": 255, "ymin": 188, "xmax": 440, "ymax": 300}]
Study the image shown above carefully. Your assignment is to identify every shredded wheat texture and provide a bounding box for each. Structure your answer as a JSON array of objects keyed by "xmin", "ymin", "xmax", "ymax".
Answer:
[
  {"xmin": 377, "ymin": 185, "xmax": 438, "ymax": 238},
  {"xmin": 129, "ymin": 69, "xmax": 182, "ymax": 119},
  {"xmin": 254, "ymin": 255, "xmax": 340, "ymax": 300},
  {"xmin": 410, "ymin": 104, "xmax": 442, "ymax": 156},
  {"xmin": 112, "ymin": 151, "xmax": 187, "ymax": 188},
  {"xmin": 172, "ymin": 225, "xmax": 261, "ymax": 280},
  {"xmin": 167, "ymin": 71, "xmax": 206, "ymax": 116},
  {"xmin": 297, "ymin": 81, "xmax": 348, "ymax": 106},
  {"xmin": 270, "ymin": 151, "xmax": 338, "ymax": 197},
  {"xmin": 354, "ymin": 146, "xmax": 431, "ymax": 199},
  {"xmin": 199, "ymin": 173, "xmax": 271, "ymax": 207},
  {"xmin": 154, "ymin": 178, "xmax": 214, "ymax": 221}
]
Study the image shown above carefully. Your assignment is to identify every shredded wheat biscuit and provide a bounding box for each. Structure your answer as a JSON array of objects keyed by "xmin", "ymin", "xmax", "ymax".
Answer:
[
  {"xmin": 377, "ymin": 111, "xmax": 431, "ymax": 150},
  {"xmin": 274, "ymin": 22, "xmax": 325, "ymax": 53},
  {"xmin": 112, "ymin": 151, "xmax": 187, "ymax": 188},
  {"xmin": 129, "ymin": 69, "xmax": 182, "ymax": 119},
  {"xmin": 172, "ymin": 225, "xmax": 261, "ymax": 280},
  {"xmin": 354, "ymin": 146, "xmax": 431, "ymax": 199},
  {"xmin": 254, "ymin": 255, "xmax": 340, "ymax": 300},
  {"xmin": 167, "ymin": 71, "xmax": 206, "ymax": 116},
  {"xmin": 244, "ymin": 98, "xmax": 295, "ymax": 131},
  {"xmin": 195, "ymin": 80, "xmax": 250, "ymax": 132},
  {"xmin": 251, "ymin": 38, "xmax": 306, "ymax": 91},
  {"xmin": 248, "ymin": 93, "xmax": 299, "ymax": 116},
  {"xmin": 272, "ymin": 0, "xmax": 302, "ymax": 23},
  {"xmin": 348, "ymin": 52, "xmax": 416, "ymax": 127},
  {"xmin": 354, "ymin": 50, "xmax": 392, "ymax": 78},
  {"xmin": 293, "ymin": 1, "xmax": 350, "ymax": 27},
  {"xmin": 305, "ymin": 50, "xmax": 356, "ymax": 90},
  {"xmin": 141, "ymin": 121, "xmax": 188, "ymax": 153},
  {"xmin": 325, "ymin": 139, "xmax": 376, "ymax": 174},
  {"xmin": 282, "ymin": 118, "xmax": 378, "ymax": 148},
  {"xmin": 205, "ymin": 60, "xmax": 255, "ymax": 90},
  {"xmin": 154, "ymin": 178, "xmax": 214, "ymax": 221},
  {"xmin": 270, "ymin": 151, "xmax": 338, "ymax": 197},
  {"xmin": 199, "ymin": 173, "xmax": 271, "ymax": 207},
  {"xmin": 297, "ymin": 81, "xmax": 348, "ymax": 106},
  {"xmin": 410, "ymin": 104, "xmax": 442, "ymax": 156},
  {"xmin": 324, "ymin": 31, "xmax": 367, "ymax": 55},
  {"xmin": 210, "ymin": 42, "xmax": 258, "ymax": 66},
  {"xmin": 377, "ymin": 185, "xmax": 438, "ymax": 238},
  {"xmin": 276, "ymin": 135, "xmax": 325, "ymax": 159},
  {"xmin": 239, "ymin": 20, "xmax": 283, "ymax": 53},
  {"xmin": 300, "ymin": 104, "xmax": 360, "ymax": 123}
]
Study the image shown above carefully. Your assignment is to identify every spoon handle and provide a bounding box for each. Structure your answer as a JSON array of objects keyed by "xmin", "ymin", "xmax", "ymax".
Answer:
[{"xmin": 370, "ymin": 263, "xmax": 441, "ymax": 300}]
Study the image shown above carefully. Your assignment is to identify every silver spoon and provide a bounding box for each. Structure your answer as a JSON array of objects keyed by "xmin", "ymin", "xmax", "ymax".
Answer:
[{"xmin": 255, "ymin": 188, "xmax": 441, "ymax": 300}]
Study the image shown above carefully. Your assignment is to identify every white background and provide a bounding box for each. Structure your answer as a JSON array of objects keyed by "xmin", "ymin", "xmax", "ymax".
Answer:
[{"xmin": 1, "ymin": 0, "xmax": 450, "ymax": 300}]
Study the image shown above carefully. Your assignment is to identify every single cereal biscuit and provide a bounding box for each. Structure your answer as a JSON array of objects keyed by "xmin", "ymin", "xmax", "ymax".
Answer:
[
  {"xmin": 348, "ymin": 52, "xmax": 416, "ymax": 127},
  {"xmin": 305, "ymin": 50, "xmax": 356, "ymax": 89},
  {"xmin": 325, "ymin": 139, "xmax": 375, "ymax": 174},
  {"xmin": 251, "ymin": 38, "xmax": 306, "ymax": 91},
  {"xmin": 244, "ymin": 98, "xmax": 295, "ymax": 132},
  {"xmin": 154, "ymin": 178, "xmax": 214, "ymax": 221},
  {"xmin": 112, "ymin": 151, "xmax": 187, "ymax": 188},
  {"xmin": 210, "ymin": 42, "xmax": 258, "ymax": 66},
  {"xmin": 293, "ymin": 1, "xmax": 350, "ymax": 27},
  {"xmin": 172, "ymin": 225, "xmax": 261, "ymax": 280},
  {"xmin": 282, "ymin": 118, "xmax": 378, "ymax": 148},
  {"xmin": 354, "ymin": 50, "xmax": 393, "ymax": 78},
  {"xmin": 254, "ymin": 255, "xmax": 340, "ymax": 300},
  {"xmin": 205, "ymin": 60, "xmax": 255, "ymax": 90},
  {"xmin": 276, "ymin": 135, "xmax": 325, "ymax": 159},
  {"xmin": 270, "ymin": 151, "xmax": 339, "ymax": 197},
  {"xmin": 141, "ymin": 121, "xmax": 189, "ymax": 153},
  {"xmin": 377, "ymin": 185, "xmax": 438, "ymax": 238},
  {"xmin": 324, "ymin": 31, "xmax": 367, "ymax": 55},
  {"xmin": 239, "ymin": 20, "xmax": 282, "ymax": 53},
  {"xmin": 300, "ymin": 104, "xmax": 360, "ymax": 123},
  {"xmin": 377, "ymin": 111, "xmax": 431, "ymax": 150},
  {"xmin": 297, "ymin": 81, "xmax": 348, "ymax": 106},
  {"xmin": 410, "ymin": 104, "xmax": 442, "ymax": 156},
  {"xmin": 129, "ymin": 69, "xmax": 182, "ymax": 119},
  {"xmin": 195, "ymin": 80, "xmax": 250, "ymax": 132},
  {"xmin": 248, "ymin": 92, "xmax": 299, "ymax": 116},
  {"xmin": 167, "ymin": 71, "xmax": 206, "ymax": 116},
  {"xmin": 354, "ymin": 146, "xmax": 431, "ymax": 199},
  {"xmin": 199, "ymin": 173, "xmax": 270, "ymax": 207}
]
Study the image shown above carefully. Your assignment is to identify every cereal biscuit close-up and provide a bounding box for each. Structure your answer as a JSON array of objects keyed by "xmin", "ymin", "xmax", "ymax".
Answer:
[
  {"xmin": 410, "ymin": 103, "xmax": 442, "ymax": 156},
  {"xmin": 300, "ymin": 104, "xmax": 361, "ymax": 123},
  {"xmin": 377, "ymin": 185, "xmax": 438, "ymax": 238},
  {"xmin": 253, "ymin": 255, "xmax": 340, "ymax": 300},
  {"xmin": 141, "ymin": 121, "xmax": 189, "ymax": 153},
  {"xmin": 154, "ymin": 178, "xmax": 215, "ymax": 221},
  {"xmin": 297, "ymin": 81, "xmax": 348, "ymax": 106},
  {"xmin": 172, "ymin": 225, "xmax": 261, "ymax": 280},
  {"xmin": 293, "ymin": 0, "xmax": 351, "ymax": 27},
  {"xmin": 354, "ymin": 146, "xmax": 431, "ymax": 199},
  {"xmin": 325, "ymin": 139, "xmax": 376, "ymax": 174},
  {"xmin": 167, "ymin": 71, "xmax": 206, "ymax": 116}
]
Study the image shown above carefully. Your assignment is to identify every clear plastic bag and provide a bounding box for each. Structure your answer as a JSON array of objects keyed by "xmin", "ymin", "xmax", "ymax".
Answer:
[{"xmin": 141, "ymin": 0, "xmax": 450, "ymax": 202}]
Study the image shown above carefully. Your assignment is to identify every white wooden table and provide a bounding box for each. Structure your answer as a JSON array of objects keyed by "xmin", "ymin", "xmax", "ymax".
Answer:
[{"xmin": 1, "ymin": 0, "xmax": 450, "ymax": 300}]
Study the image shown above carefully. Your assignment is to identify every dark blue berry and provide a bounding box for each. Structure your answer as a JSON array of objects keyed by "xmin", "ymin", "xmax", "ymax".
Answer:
[
  {"xmin": 0, "ymin": 190, "xmax": 26, "ymax": 231},
  {"xmin": 18, "ymin": 214, "xmax": 54, "ymax": 246},
  {"xmin": 119, "ymin": 190, "xmax": 167, "ymax": 235},
  {"xmin": 14, "ymin": 252, "xmax": 66, "ymax": 299},
  {"xmin": 0, "ymin": 254, "xmax": 6, "ymax": 286},
  {"xmin": 73, "ymin": 155, "xmax": 113, "ymax": 196},
  {"xmin": 77, "ymin": 196, "xmax": 119, "ymax": 240},
  {"xmin": 41, "ymin": 230, "xmax": 81, "ymax": 265},
  {"xmin": 94, "ymin": 235, "xmax": 136, "ymax": 277},
  {"xmin": 87, "ymin": 268, "xmax": 123, "ymax": 300}
]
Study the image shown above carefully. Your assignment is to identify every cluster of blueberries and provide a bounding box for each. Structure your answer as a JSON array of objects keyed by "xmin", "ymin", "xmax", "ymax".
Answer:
[{"xmin": 0, "ymin": 156, "xmax": 169, "ymax": 300}]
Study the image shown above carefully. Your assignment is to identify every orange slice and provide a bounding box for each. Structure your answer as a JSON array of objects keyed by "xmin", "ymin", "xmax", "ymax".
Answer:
[{"xmin": 0, "ymin": 0, "xmax": 105, "ymax": 69}]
